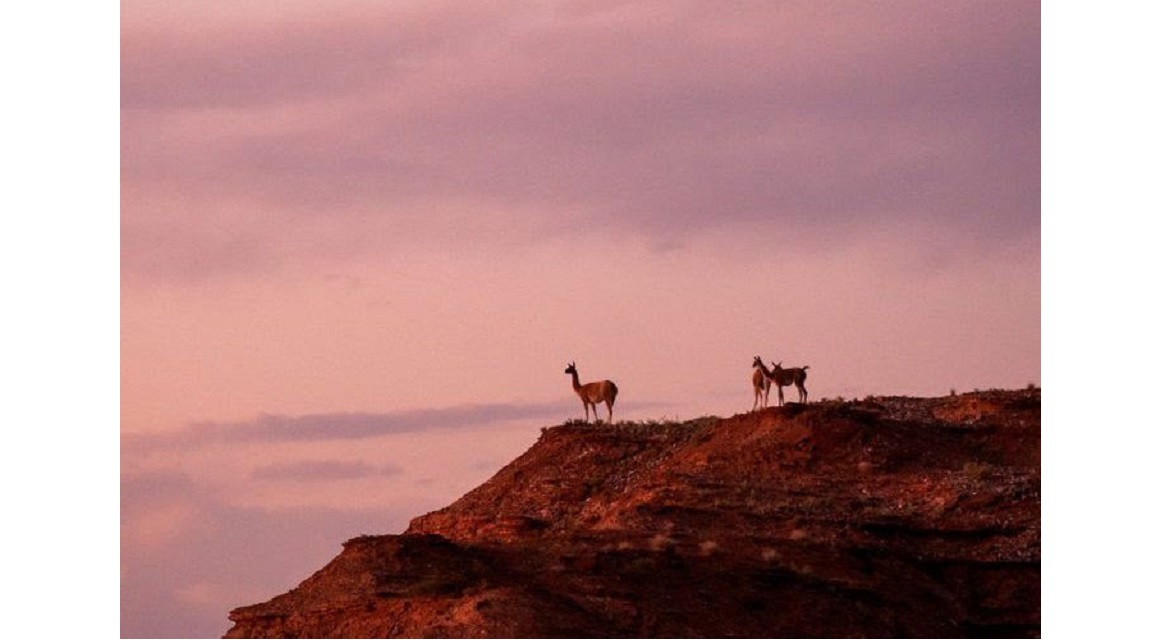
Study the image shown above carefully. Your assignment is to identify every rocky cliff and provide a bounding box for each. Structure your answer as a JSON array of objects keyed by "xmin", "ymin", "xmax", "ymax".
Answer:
[{"xmin": 225, "ymin": 389, "xmax": 1040, "ymax": 638}]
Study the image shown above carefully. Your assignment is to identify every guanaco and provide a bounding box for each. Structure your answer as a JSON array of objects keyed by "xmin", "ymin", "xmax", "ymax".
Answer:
[
  {"xmin": 751, "ymin": 356, "xmax": 773, "ymax": 410},
  {"xmin": 769, "ymin": 361, "xmax": 810, "ymax": 405},
  {"xmin": 564, "ymin": 362, "xmax": 618, "ymax": 423}
]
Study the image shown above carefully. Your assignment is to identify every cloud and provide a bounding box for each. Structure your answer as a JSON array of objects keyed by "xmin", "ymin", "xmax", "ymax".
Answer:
[
  {"xmin": 122, "ymin": 498, "xmax": 398, "ymax": 638},
  {"xmin": 120, "ymin": 408, "xmax": 574, "ymax": 637},
  {"xmin": 121, "ymin": 0, "xmax": 1039, "ymax": 283},
  {"xmin": 121, "ymin": 462, "xmax": 422, "ymax": 637},
  {"xmin": 120, "ymin": 3, "xmax": 511, "ymax": 110},
  {"xmin": 122, "ymin": 400, "xmax": 572, "ymax": 452},
  {"xmin": 249, "ymin": 459, "xmax": 402, "ymax": 481},
  {"xmin": 121, "ymin": 469, "xmax": 197, "ymax": 515}
]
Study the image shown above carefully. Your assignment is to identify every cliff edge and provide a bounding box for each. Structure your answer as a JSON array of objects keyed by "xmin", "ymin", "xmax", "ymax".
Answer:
[{"xmin": 225, "ymin": 389, "xmax": 1040, "ymax": 638}]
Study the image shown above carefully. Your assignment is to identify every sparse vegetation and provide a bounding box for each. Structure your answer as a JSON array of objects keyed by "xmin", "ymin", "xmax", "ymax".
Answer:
[{"xmin": 962, "ymin": 461, "xmax": 993, "ymax": 481}]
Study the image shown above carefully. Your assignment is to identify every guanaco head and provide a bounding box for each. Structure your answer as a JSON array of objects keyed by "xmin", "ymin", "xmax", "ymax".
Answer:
[
  {"xmin": 752, "ymin": 356, "xmax": 764, "ymax": 369},
  {"xmin": 564, "ymin": 362, "xmax": 577, "ymax": 375},
  {"xmin": 771, "ymin": 361, "xmax": 783, "ymax": 371}
]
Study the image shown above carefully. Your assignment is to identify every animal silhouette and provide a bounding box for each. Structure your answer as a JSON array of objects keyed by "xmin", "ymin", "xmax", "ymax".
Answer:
[{"xmin": 769, "ymin": 361, "xmax": 810, "ymax": 405}]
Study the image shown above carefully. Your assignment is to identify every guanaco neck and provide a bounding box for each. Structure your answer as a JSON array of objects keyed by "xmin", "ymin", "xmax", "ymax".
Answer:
[
  {"xmin": 755, "ymin": 361, "xmax": 772, "ymax": 381},
  {"xmin": 569, "ymin": 370, "xmax": 582, "ymax": 391}
]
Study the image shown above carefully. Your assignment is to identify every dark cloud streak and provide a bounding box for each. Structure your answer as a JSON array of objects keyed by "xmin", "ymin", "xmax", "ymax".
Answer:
[{"xmin": 123, "ymin": 400, "xmax": 573, "ymax": 452}]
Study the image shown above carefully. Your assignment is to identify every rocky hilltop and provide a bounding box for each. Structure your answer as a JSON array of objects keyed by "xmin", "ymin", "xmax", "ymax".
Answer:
[{"xmin": 225, "ymin": 389, "xmax": 1040, "ymax": 638}]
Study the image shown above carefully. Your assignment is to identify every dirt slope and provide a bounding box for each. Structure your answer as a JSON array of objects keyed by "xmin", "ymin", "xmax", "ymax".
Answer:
[{"xmin": 225, "ymin": 388, "xmax": 1040, "ymax": 638}]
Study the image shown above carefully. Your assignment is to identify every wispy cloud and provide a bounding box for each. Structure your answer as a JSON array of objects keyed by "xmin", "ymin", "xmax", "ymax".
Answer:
[
  {"xmin": 124, "ymin": 400, "xmax": 575, "ymax": 451},
  {"xmin": 249, "ymin": 459, "xmax": 402, "ymax": 481}
]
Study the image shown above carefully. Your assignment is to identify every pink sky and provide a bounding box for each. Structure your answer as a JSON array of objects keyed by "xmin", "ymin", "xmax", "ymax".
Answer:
[{"xmin": 121, "ymin": 1, "xmax": 1039, "ymax": 636}]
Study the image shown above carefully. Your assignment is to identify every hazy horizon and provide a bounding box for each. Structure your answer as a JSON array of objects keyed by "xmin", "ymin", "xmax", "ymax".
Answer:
[{"xmin": 121, "ymin": 1, "xmax": 1039, "ymax": 636}]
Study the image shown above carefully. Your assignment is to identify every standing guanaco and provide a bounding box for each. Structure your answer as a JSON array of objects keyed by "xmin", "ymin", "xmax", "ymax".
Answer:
[
  {"xmin": 769, "ymin": 361, "xmax": 810, "ymax": 405},
  {"xmin": 564, "ymin": 362, "xmax": 618, "ymax": 423}
]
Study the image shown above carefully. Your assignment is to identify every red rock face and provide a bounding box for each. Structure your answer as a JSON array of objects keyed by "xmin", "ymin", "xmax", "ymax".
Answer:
[{"xmin": 226, "ymin": 389, "xmax": 1040, "ymax": 638}]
